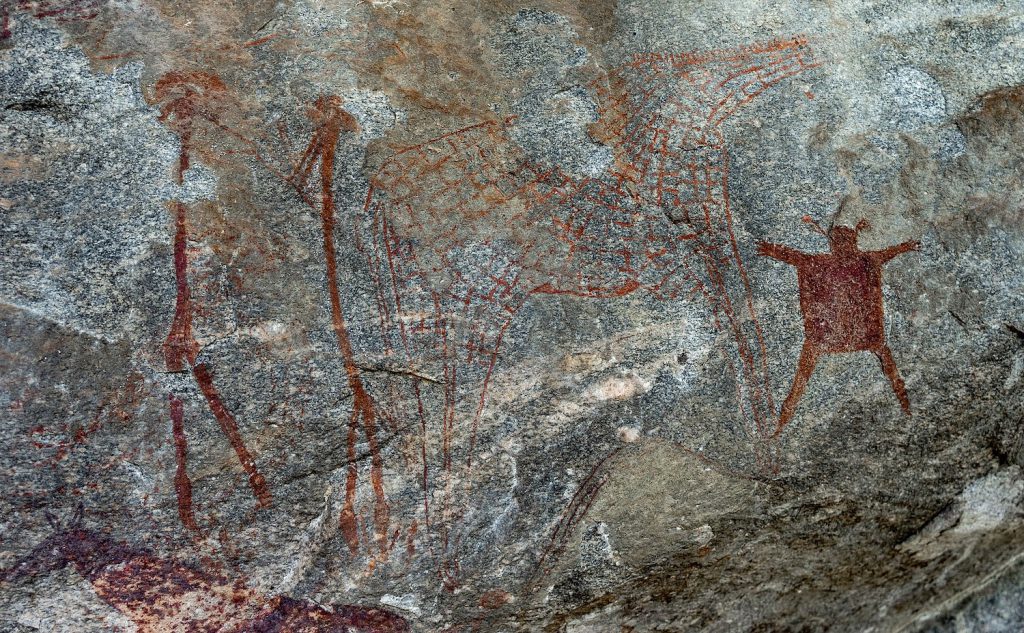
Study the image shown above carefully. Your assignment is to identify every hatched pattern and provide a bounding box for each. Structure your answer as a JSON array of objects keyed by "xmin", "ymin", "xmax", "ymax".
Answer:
[{"xmin": 354, "ymin": 37, "xmax": 820, "ymax": 579}]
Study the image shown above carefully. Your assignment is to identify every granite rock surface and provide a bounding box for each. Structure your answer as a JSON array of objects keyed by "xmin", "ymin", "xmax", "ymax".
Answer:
[{"xmin": 1, "ymin": 1, "xmax": 1023, "ymax": 631}]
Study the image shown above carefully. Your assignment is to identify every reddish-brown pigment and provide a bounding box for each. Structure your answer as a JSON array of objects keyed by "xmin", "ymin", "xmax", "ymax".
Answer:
[
  {"xmin": 1, "ymin": 0, "xmax": 101, "ymax": 42},
  {"xmin": 168, "ymin": 394, "xmax": 199, "ymax": 532},
  {"xmin": 759, "ymin": 219, "xmax": 918, "ymax": 434},
  {"xmin": 154, "ymin": 71, "xmax": 272, "ymax": 514},
  {"xmin": 290, "ymin": 96, "xmax": 392, "ymax": 557},
  {"xmin": 358, "ymin": 37, "xmax": 820, "ymax": 582},
  {"xmin": 2, "ymin": 511, "xmax": 410, "ymax": 632}
]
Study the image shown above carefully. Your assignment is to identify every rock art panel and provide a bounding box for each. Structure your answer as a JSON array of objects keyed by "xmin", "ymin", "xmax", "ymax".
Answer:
[
  {"xmin": 351, "ymin": 36, "xmax": 820, "ymax": 582},
  {"xmin": 1, "ymin": 1, "xmax": 1023, "ymax": 631}
]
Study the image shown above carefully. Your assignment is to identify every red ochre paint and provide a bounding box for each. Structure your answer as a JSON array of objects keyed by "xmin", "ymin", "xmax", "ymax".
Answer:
[
  {"xmin": 149, "ymin": 38, "xmax": 821, "ymax": 582},
  {"xmin": 291, "ymin": 96, "xmax": 391, "ymax": 557},
  {"xmin": 2, "ymin": 510, "xmax": 410, "ymax": 632},
  {"xmin": 357, "ymin": 36, "xmax": 820, "ymax": 582},
  {"xmin": 168, "ymin": 394, "xmax": 199, "ymax": 532},
  {"xmin": 759, "ymin": 217, "xmax": 919, "ymax": 435},
  {"xmin": 154, "ymin": 71, "xmax": 272, "ymax": 519}
]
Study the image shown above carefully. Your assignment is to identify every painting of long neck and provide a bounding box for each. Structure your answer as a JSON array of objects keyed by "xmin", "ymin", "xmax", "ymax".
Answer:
[{"xmin": 583, "ymin": 39, "xmax": 818, "ymax": 449}]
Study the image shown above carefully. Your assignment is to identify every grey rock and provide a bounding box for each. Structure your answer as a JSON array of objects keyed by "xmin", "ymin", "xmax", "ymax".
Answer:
[{"xmin": 1, "ymin": 1, "xmax": 1022, "ymax": 631}]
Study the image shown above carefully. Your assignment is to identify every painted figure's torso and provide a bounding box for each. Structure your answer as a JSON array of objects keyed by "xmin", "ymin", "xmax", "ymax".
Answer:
[{"xmin": 797, "ymin": 253, "xmax": 885, "ymax": 353}]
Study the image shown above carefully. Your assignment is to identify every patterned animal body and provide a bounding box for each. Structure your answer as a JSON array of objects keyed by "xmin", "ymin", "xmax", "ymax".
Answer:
[{"xmin": 347, "ymin": 37, "xmax": 820, "ymax": 580}]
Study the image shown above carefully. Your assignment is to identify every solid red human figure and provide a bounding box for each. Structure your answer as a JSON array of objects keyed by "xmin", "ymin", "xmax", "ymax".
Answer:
[{"xmin": 758, "ymin": 217, "xmax": 919, "ymax": 436}]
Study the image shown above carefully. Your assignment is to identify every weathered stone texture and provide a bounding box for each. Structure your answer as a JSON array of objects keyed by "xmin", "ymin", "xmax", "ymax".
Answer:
[{"xmin": 1, "ymin": 1, "xmax": 1022, "ymax": 631}]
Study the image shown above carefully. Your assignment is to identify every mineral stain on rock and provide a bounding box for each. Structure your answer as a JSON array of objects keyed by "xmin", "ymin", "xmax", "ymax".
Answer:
[{"xmin": 1, "ymin": 508, "xmax": 409, "ymax": 632}]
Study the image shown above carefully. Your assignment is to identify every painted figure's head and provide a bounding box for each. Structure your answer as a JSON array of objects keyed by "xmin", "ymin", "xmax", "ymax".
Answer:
[
  {"xmin": 306, "ymin": 94, "xmax": 359, "ymax": 135},
  {"xmin": 152, "ymin": 70, "xmax": 229, "ymax": 135},
  {"xmin": 828, "ymin": 218, "xmax": 870, "ymax": 254},
  {"xmin": 827, "ymin": 225, "xmax": 859, "ymax": 254},
  {"xmin": 802, "ymin": 215, "xmax": 869, "ymax": 254}
]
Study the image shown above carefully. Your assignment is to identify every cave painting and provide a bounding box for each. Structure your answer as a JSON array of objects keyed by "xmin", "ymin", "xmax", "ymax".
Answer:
[
  {"xmin": 144, "ymin": 37, "xmax": 821, "ymax": 587},
  {"xmin": 149, "ymin": 72, "xmax": 397, "ymax": 549},
  {"xmin": 758, "ymin": 217, "xmax": 919, "ymax": 436},
  {"xmin": 357, "ymin": 36, "xmax": 820, "ymax": 582},
  {"xmin": 1, "ymin": 507, "xmax": 410, "ymax": 633},
  {"xmin": 1, "ymin": 0, "xmax": 101, "ymax": 41},
  {"xmin": 290, "ymin": 96, "xmax": 392, "ymax": 558},
  {"xmin": 154, "ymin": 71, "xmax": 272, "ymax": 523}
]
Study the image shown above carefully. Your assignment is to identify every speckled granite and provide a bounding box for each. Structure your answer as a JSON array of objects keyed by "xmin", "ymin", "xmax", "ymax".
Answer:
[{"xmin": 1, "ymin": 1, "xmax": 1022, "ymax": 631}]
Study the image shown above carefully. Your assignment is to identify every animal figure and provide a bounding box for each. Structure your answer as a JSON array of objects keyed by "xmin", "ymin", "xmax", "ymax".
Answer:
[
  {"xmin": 758, "ymin": 216, "xmax": 919, "ymax": 435},
  {"xmin": 1, "ymin": 508, "xmax": 410, "ymax": 632},
  {"xmin": 156, "ymin": 38, "xmax": 819, "ymax": 586},
  {"xmin": 325, "ymin": 37, "xmax": 821, "ymax": 582}
]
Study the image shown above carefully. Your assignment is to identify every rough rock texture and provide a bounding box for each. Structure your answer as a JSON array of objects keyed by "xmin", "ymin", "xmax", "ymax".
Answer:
[{"xmin": 1, "ymin": 1, "xmax": 1023, "ymax": 631}]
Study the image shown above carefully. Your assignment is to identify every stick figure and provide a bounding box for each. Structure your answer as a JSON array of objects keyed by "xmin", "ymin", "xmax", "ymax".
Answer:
[
  {"xmin": 289, "ymin": 96, "xmax": 392, "ymax": 558},
  {"xmin": 153, "ymin": 71, "xmax": 272, "ymax": 520},
  {"xmin": 758, "ymin": 216, "xmax": 919, "ymax": 436}
]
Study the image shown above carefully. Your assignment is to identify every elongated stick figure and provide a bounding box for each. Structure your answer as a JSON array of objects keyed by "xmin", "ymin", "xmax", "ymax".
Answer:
[
  {"xmin": 759, "ymin": 217, "xmax": 919, "ymax": 436},
  {"xmin": 289, "ymin": 96, "xmax": 392, "ymax": 557},
  {"xmin": 153, "ymin": 71, "xmax": 272, "ymax": 522}
]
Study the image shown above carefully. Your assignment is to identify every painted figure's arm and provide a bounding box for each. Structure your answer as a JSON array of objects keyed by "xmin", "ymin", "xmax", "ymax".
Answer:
[
  {"xmin": 873, "ymin": 240, "xmax": 921, "ymax": 263},
  {"xmin": 757, "ymin": 241, "xmax": 808, "ymax": 266}
]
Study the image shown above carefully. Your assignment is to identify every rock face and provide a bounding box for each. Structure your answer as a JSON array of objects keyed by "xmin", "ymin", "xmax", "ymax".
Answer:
[{"xmin": 1, "ymin": 1, "xmax": 1022, "ymax": 631}]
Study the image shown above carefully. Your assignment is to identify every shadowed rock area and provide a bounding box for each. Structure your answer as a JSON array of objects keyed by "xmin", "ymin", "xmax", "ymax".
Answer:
[{"xmin": 1, "ymin": 1, "xmax": 1022, "ymax": 631}]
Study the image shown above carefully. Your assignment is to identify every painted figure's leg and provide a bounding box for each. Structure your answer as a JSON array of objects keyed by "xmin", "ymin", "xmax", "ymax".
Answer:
[
  {"xmin": 168, "ymin": 394, "xmax": 199, "ymax": 532},
  {"xmin": 874, "ymin": 346, "xmax": 911, "ymax": 415},
  {"xmin": 776, "ymin": 342, "xmax": 819, "ymax": 436}
]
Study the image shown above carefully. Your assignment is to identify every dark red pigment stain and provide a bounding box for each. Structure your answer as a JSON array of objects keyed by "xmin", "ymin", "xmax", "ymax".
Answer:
[
  {"xmin": 164, "ymin": 200, "xmax": 199, "ymax": 371},
  {"xmin": 290, "ymin": 96, "xmax": 391, "ymax": 557},
  {"xmin": 536, "ymin": 448, "xmax": 622, "ymax": 575},
  {"xmin": 148, "ymin": 78, "xmax": 395, "ymax": 559},
  {"xmin": 1, "ymin": 508, "xmax": 410, "ymax": 632},
  {"xmin": 243, "ymin": 596, "xmax": 410, "ymax": 633},
  {"xmin": 758, "ymin": 217, "xmax": 919, "ymax": 435},
  {"xmin": 30, "ymin": 403, "xmax": 106, "ymax": 465},
  {"xmin": 25, "ymin": 373, "xmax": 147, "ymax": 472},
  {"xmin": 154, "ymin": 71, "xmax": 271, "ymax": 517},
  {"xmin": 168, "ymin": 394, "xmax": 199, "ymax": 533},
  {"xmin": 193, "ymin": 363, "xmax": 272, "ymax": 507}
]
